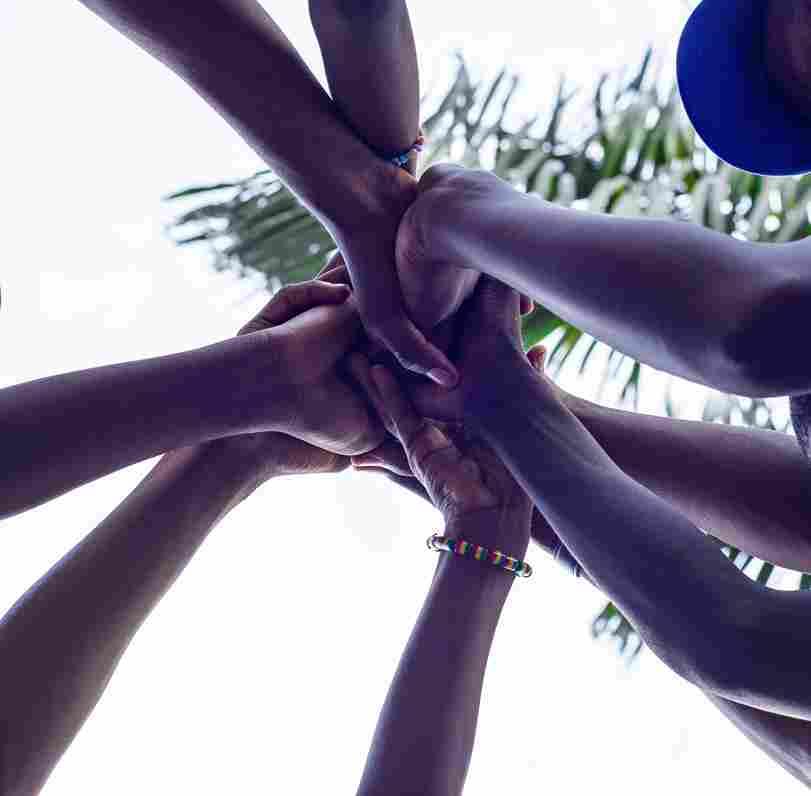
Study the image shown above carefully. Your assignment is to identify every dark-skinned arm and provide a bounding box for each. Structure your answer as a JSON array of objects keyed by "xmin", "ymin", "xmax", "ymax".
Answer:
[
  {"xmin": 400, "ymin": 164, "xmax": 811, "ymax": 395},
  {"xmin": 309, "ymin": 0, "xmax": 420, "ymax": 157},
  {"xmin": 0, "ymin": 280, "xmax": 366, "ymax": 795},
  {"xmin": 473, "ymin": 350, "xmax": 811, "ymax": 719},
  {"xmin": 355, "ymin": 363, "xmax": 531, "ymax": 796},
  {"xmin": 565, "ymin": 394, "xmax": 811, "ymax": 572},
  {"xmin": 78, "ymin": 0, "xmax": 456, "ymax": 385}
]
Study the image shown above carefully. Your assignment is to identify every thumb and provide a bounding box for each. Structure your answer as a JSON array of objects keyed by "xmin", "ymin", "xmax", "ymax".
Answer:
[
  {"xmin": 472, "ymin": 276, "xmax": 521, "ymax": 336},
  {"xmin": 526, "ymin": 344, "xmax": 547, "ymax": 372}
]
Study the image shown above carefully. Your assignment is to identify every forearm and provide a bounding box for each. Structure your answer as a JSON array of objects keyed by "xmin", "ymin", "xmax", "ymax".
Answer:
[
  {"xmin": 568, "ymin": 396, "xmax": 811, "ymax": 571},
  {"xmin": 0, "ymin": 441, "xmax": 264, "ymax": 795},
  {"xmin": 447, "ymin": 192, "xmax": 793, "ymax": 394},
  {"xmin": 79, "ymin": 0, "xmax": 402, "ymax": 231},
  {"xmin": 310, "ymin": 0, "xmax": 419, "ymax": 155},
  {"xmin": 555, "ymin": 528, "xmax": 811, "ymax": 787},
  {"xmin": 358, "ymin": 552, "xmax": 513, "ymax": 796},
  {"xmin": 0, "ymin": 340, "xmax": 254, "ymax": 518},
  {"xmin": 470, "ymin": 370, "xmax": 758, "ymax": 692}
]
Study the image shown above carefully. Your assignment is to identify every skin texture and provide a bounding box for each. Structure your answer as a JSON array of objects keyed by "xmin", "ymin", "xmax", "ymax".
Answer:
[
  {"xmin": 766, "ymin": 0, "xmax": 811, "ymax": 121},
  {"xmin": 396, "ymin": 163, "xmax": 811, "ymax": 396},
  {"xmin": 0, "ymin": 281, "xmax": 382, "ymax": 520},
  {"xmin": 0, "ymin": 283, "xmax": 360, "ymax": 795},
  {"xmin": 354, "ymin": 360, "xmax": 530, "ymax": 796},
  {"xmin": 364, "ymin": 277, "xmax": 811, "ymax": 787},
  {"xmin": 79, "ymin": 0, "xmax": 457, "ymax": 387}
]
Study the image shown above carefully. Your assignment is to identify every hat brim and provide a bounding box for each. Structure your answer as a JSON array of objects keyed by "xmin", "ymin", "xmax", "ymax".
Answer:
[{"xmin": 677, "ymin": 0, "xmax": 811, "ymax": 176}]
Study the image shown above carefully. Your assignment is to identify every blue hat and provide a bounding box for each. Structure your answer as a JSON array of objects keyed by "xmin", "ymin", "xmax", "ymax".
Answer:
[{"xmin": 677, "ymin": 0, "xmax": 811, "ymax": 176}]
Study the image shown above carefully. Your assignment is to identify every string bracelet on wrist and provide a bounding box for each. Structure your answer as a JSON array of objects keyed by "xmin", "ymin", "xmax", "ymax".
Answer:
[
  {"xmin": 386, "ymin": 134, "xmax": 425, "ymax": 170},
  {"xmin": 427, "ymin": 533, "xmax": 532, "ymax": 579}
]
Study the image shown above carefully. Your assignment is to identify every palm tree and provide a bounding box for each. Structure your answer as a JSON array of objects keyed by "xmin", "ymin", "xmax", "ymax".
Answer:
[{"xmin": 165, "ymin": 53, "xmax": 811, "ymax": 659}]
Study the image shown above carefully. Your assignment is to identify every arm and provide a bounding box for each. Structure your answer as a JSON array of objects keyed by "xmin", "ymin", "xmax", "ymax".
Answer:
[
  {"xmin": 0, "ymin": 280, "xmax": 380, "ymax": 519},
  {"xmin": 409, "ymin": 277, "xmax": 811, "ymax": 720},
  {"xmin": 359, "ymin": 552, "xmax": 515, "ymax": 796},
  {"xmin": 0, "ymin": 436, "xmax": 345, "ymax": 795},
  {"xmin": 566, "ymin": 394, "xmax": 811, "ymax": 572},
  {"xmin": 0, "ymin": 338, "xmax": 252, "ymax": 519},
  {"xmin": 0, "ymin": 281, "xmax": 363, "ymax": 794},
  {"xmin": 309, "ymin": 0, "xmax": 420, "ymax": 157},
  {"xmin": 474, "ymin": 347, "xmax": 811, "ymax": 720},
  {"xmin": 399, "ymin": 165, "xmax": 811, "ymax": 395},
  {"xmin": 79, "ymin": 0, "xmax": 456, "ymax": 385},
  {"xmin": 356, "ymin": 364, "xmax": 531, "ymax": 796}
]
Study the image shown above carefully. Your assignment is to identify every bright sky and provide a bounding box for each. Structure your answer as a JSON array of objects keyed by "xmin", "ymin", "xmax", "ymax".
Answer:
[{"xmin": 0, "ymin": 1, "xmax": 803, "ymax": 793}]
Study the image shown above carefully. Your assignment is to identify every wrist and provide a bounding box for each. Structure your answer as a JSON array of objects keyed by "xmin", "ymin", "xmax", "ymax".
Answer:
[
  {"xmin": 201, "ymin": 334, "xmax": 290, "ymax": 438},
  {"xmin": 462, "ymin": 342, "xmax": 545, "ymax": 426},
  {"xmin": 328, "ymin": 160, "xmax": 417, "ymax": 239}
]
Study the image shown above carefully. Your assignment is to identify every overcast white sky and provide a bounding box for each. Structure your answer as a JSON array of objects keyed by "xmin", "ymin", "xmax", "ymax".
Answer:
[{"xmin": 0, "ymin": 1, "xmax": 803, "ymax": 793}]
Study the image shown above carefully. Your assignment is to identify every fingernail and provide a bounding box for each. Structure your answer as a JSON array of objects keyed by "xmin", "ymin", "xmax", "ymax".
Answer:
[{"xmin": 427, "ymin": 368, "xmax": 457, "ymax": 388}]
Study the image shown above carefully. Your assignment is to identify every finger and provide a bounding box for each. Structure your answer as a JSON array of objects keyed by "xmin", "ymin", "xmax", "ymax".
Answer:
[
  {"xmin": 520, "ymin": 294, "xmax": 535, "ymax": 315},
  {"xmin": 473, "ymin": 276, "xmax": 522, "ymax": 338},
  {"xmin": 351, "ymin": 439, "xmax": 412, "ymax": 476},
  {"xmin": 316, "ymin": 251, "xmax": 345, "ymax": 278},
  {"xmin": 371, "ymin": 366, "xmax": 463, "ymax": 486},
  {"xmin": 370, "ymin": 365, "xmax": 426, "ymax": 447},
  {"xmin": 318, "ymin": 256, "xmax": 352, "ymax": 287},
  {"xmin": 240, "ymin": 281, "xmax": 350, "ymax": 334},
  {"xmin": 526, "ymin": 344, "xmax": 547, "ymax": 372},
  {"xmin": 346, "ymin": 352, "xmax": 395, "ymax": 435},
  {"xmin": 370, "ymin": 312, "xmax": 458, "ymax": 388}
]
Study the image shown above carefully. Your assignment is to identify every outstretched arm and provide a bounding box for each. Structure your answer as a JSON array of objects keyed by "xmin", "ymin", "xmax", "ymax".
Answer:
[
  {"xmin": 406, "ymin": 277, "xmax": 811, "ymax": 720},
  {"xmin": 562, "ymin": 393, "xmax": 811, "ymax": 573},
  {"xmin": 355, "ymin": 363, "xmax": 531, "ymax": 796},
  {"xmin": 0, "ymin": 280, "xmax": 380, "ymax": 519},
  {"xmin": 0, "ymin": 436, "xmax": 344, "ymax": 795},
  {"xmin": 399, "ymin": 164, "xmax": 811, "ymax": 395},
  {"xmin": 0, "ymin": 281, "xmax": 363, "ymax": 794},
  {"xmin": 79, "ymin": 0, "xmax": 456, "ymax": 385}
]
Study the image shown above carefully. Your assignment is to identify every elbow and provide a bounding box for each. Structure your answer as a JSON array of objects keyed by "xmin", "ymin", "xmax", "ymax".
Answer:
[{"xmin": 721, "ymin": 276, "xmax": 811, "ymax": 397}]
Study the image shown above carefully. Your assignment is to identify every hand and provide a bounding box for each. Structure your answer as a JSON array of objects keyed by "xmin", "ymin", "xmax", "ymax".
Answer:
[
  {"xmin": 361, "ymin": 361, "xmax": 532, "ymax": 559},
  {"xmin": 350, "ymin": 394, "xmax": 571, "ymax": 567},
  {"xmin": 395, "ymin": 164, "xmax": 532, "ymax": 330},
  {"xmin": 236, "ymin": 278, "xmax": 385, "ymax": 456},
  {"xmin": 331, "ymin": 167, "xmax": 460, "ymax": 388},
  {"xmin": 399, "ymin": 275, "xmax": 561, "ymax": 428}
]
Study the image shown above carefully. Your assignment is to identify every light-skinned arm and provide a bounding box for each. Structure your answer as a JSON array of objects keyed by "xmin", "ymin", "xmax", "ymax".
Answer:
[
  {"xmin": 0, "ymin": 284, "xmax": 364, "ymax": 795},
  {"xmin": 78, "ymin": 0, "xmax": 457, "ymax": 386},
  {"xmin": 0, "ymin": 280, "xmax": 382, "ymax": 519},
  {"xmin": 396, "ymin": 164, "xmax": 811, "ymax": 396},
  {"xmin": 351, "ymin": 360, "xmax": 531, "ymax": 796}
]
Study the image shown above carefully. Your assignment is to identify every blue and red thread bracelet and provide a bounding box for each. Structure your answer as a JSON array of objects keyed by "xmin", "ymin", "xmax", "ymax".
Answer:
[
  {"xmin": 387, "ymin": 134, "xmax": 425, "ymax": 170},
  {"xmin": 427, "ymin": 533, "xmax": 533, "ymax": 578}
]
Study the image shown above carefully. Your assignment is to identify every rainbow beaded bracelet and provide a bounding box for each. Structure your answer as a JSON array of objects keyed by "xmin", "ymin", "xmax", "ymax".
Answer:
[{"xmin": 427, "ymin": 533, "xmax": 533, "ymax": 579}]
